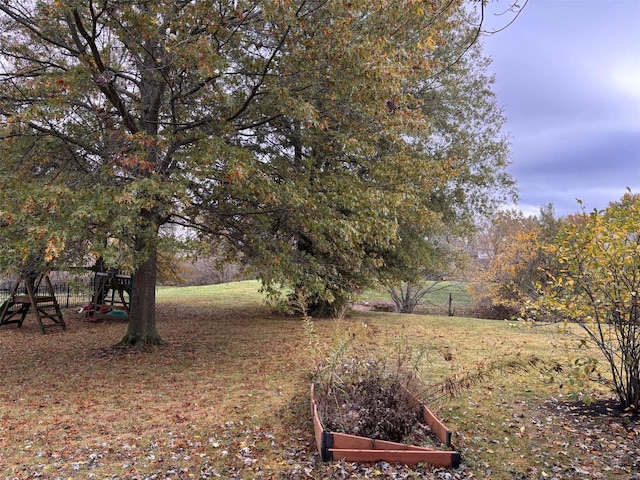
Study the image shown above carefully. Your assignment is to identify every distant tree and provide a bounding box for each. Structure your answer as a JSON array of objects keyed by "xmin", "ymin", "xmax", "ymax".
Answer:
[
  {"xmin": 378, "ymin": 28, "xmax": 513, "ymax": 314},
  {"xmin": 156, "ymin": 252, "xmax": 187, "ymax": 286},
  {"xmin": 376, "ymin": 223, "xmax": 459, "ymax": 314},
  {"xmin": 467, "ymin": 205, "xmax": 558, "ymax": 317},
  {"xmin": 541, "ymin": 193, "xmax": 640, "ymax": 409},
  {"xmin": 181, "ymin": 243, "xmax": 245, "ymax": 286}
]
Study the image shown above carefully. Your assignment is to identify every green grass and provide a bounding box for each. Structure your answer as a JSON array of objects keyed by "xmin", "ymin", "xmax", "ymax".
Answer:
[
  {"xmin": 157, "ymin": 279, "xmax": 473, "ymax": 312},
  {"xmin": 157, "ymin": 279, "xmax": 265, "ymax": 304},
  {"xmin": 0, "ymin": 281, "xmax": 633, "ymax": 479}
]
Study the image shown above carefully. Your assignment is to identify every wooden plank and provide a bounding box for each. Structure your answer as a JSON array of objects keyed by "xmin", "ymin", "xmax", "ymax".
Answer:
[
  {"xmin": 329, "ymin": 448, "xmax": 460, "ymax": 467},
  {"xmin": 400, "ymin": 385, "xmax": 453, "ymax": 447},
  {"xmin": 331, "ymin": 432, "xmax": 433, "ymax": 452},
  {"xmin": 13, "ymin": 295, "xmax": 56, "ymax": 305},
  {"xmin": 403, "ymin": 386, "xmax": 451, "ymax": 448},
  {"xmin": 0, "ymin": 300, "xmax": 28, "ymax": 326},
  {"xmin": 422, "ymin": 404, "xmax": 452, "ymax": 447},
  {"xmin": 311, "ymin": 396, "xmax": 324, "ymax": 457}
]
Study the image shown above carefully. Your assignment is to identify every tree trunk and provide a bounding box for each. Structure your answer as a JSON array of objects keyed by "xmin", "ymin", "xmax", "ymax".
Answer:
[{"xmin": 116, "ymin": 242, "xmax": 164, "ymax": 348}]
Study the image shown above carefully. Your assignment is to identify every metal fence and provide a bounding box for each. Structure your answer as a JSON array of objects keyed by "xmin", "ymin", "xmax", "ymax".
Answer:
[{"xmin": 0, "ymin": 274, "xmax": 94, "ymax": 309}]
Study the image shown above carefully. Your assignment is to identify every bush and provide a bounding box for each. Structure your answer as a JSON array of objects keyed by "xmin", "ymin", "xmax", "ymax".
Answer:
[
  {"xmin": 309, "ymin": 321, "xmax": 433, "ymax": 444},
  {"xmin": 541, "ymin": 193, "xmax": 640, "ymax": 410},
  {"xmin": 314, "ymin": 356, "xmax": 422, "ymax": 442}
]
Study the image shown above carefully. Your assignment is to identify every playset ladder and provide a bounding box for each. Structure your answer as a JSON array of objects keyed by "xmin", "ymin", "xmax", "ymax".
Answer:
[
  {"xmin": 0, "ymin": 273, "xmax": 66, "ymax": 334},
  {"xmin": 86, "ymin": 271, "xmax": 131, "ymax": 320}
]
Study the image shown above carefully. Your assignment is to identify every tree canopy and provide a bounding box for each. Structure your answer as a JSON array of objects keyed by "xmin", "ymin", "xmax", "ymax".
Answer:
[{"xmin": 0, "ymin": 1, "xmax": 513, "ymax": 345}]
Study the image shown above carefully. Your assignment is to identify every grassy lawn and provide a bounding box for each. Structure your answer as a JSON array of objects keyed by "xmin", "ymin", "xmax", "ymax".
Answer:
[{"xmin": 0, "ymin": 281, "xmax": 637, "ymax": 479}]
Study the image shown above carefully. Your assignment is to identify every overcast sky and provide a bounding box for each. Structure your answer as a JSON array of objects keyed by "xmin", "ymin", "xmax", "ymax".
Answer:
[{"xmin": 480, "ymin": 0, "xmax": 640, "ymax": 217}]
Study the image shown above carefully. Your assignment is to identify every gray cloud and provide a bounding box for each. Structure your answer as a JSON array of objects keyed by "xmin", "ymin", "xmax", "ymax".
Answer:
[{"xmin": 482, "ymin": 0, "xmax": 640, "ymax": 217}]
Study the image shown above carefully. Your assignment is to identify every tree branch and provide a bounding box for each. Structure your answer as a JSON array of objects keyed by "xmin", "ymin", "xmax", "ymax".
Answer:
[
  {"xmin": 69, "ymin": 8, "xmax": 139, "ymax": 134},
  {"xmin": 226, "ymin": 25, "xmax": 291, "ymax": 123}
]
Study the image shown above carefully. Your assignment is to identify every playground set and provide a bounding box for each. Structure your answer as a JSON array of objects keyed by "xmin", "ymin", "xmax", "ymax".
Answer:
[
  {"xmin": 0, "ymin": 268, "xmax": 132, "ymax": 333},
  {"xmin": 0, "ymin": 272, "xmax": 66, "ymax": 333},
  {"xmin": 84, "ymin": 270, "xmax": 132, "ymax": 321}
]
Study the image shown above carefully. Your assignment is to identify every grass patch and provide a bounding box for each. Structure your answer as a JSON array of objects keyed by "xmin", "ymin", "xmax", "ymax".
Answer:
[
  {"xmin": 0, "ymin": 281, "xmax": 636, "ymax": 479},
  {"xmin": 157, "ymin": 279, "xmax": 264, "ymax": 305}
]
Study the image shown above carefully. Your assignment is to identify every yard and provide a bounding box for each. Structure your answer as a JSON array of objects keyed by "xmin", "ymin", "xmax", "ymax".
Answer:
[{"xmin": 0, "ymin": 281, "xmax": 637, "ymax": 479}]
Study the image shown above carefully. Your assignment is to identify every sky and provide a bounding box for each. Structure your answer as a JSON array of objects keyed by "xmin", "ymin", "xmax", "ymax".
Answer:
[{"xmin": 479, "ymin": 0, "xmax": 640, "ymax": 217}]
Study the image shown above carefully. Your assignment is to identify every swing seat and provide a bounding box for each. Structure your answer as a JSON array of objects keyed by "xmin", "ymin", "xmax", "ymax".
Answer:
[{"xmin": 13, "ymin": 295, "xmax": 56, "ymax": 304}]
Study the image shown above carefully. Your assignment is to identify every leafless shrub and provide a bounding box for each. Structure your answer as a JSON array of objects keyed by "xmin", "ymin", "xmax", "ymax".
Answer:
[{"xmin": 314, "ymin": 356, "xmax": 423, "ymax": 442}]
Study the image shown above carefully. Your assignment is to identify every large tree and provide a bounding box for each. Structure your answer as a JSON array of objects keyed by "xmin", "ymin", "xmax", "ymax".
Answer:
[
  {"xmin": 377, "ymin": 27, "xmax": 514, "ymax": 314},
  {"xmin": 201, "ymin": 5, "xmax": 514, "ymax": 313},
  {"xmin": 0, "ymin": 1, "xmax": 510, "ymax": 345}
]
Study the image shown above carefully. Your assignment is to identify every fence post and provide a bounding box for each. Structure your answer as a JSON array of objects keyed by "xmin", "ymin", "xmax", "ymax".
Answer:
[{"xmin": 448, "ymin": 293, "xmax": 453, "ymax": 317}]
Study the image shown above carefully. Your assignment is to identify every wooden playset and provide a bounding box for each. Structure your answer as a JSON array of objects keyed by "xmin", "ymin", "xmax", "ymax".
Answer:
[
  {"xmin": 0, "ymin": 272, "xmax": 66, "ymax": 333},
  {"xmin": 85, "ymin": 270, "xmax": 131, "ymax": 320}
]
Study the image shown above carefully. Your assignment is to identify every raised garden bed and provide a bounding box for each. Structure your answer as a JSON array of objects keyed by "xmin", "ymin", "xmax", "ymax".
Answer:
[{"xmin": 311, "ymin": 384, "xmax": 460, "ymax": 467}]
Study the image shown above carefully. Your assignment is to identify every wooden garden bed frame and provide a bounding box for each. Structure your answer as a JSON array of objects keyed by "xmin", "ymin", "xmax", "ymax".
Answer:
[{"xmin": 311, "ymin": 384, "xmax": 460, "ymax": 467}]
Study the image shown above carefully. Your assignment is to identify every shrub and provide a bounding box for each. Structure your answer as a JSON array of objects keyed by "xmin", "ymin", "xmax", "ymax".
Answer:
[
  {"xmin": 540, "ymin": 193, "xmax": 640, "ymax": 410},
  {"xmin": 314, "ymin": 355, "xmax": 422, "ymax": 442}
]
